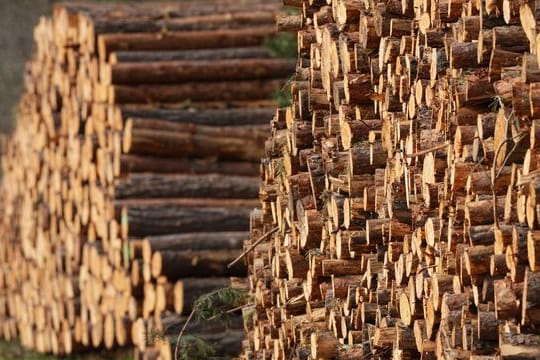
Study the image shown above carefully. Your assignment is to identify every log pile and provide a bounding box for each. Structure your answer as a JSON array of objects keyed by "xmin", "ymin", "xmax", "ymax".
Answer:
[
  {"xmin": 0, "ymin": 1, "xmax": 294, "ymax": 357},
  {"xmin": 242, "ymin": 0, "xmax": 540, "ymax": 359}
]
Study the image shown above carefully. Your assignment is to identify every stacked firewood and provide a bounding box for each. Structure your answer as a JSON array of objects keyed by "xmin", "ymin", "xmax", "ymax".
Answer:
[
  {"xmin": 0, "ymin": 1, "xmax": 294, "ymax": 357},
  {"xmin": 242, "ymin": 0, "xmax": 540, "ymax": 359}
]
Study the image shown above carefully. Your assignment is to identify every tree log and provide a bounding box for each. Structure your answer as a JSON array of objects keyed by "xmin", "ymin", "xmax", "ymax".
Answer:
[
  {"xmin": 102, "ymin": 58, "xmax": 295, "ymax": 85},
  {"xmin": 98, "ymin": 27, "xmax": 276, "ymax": 60},
  {"xmin": 116, "ymin": 173, "xmax": 258, "ymax": 199}
]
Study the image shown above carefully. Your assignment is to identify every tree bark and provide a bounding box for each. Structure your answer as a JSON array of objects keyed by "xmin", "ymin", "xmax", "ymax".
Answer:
[
  {"xmin": 156, "ymin": 249, "xmax": 245, "ymax": 279},
  {"xmin": 109, "ymin": 79, "xmax": 285, "ymax": 104},
  {"xmin": 103, "ymin": 58, "xmax": 295, "ymax": 85},
  {"xmin": 120, "ymin": 155, "xmax": 259, "ymax": 176},
  {"xmin": 116, "ymin": 107, "xmax": 275, "ymax": 126},
  {"xmin": 116, "ymin": 199, "xmax": 256, "ymax": 236},
  {"xmin": 98, "ymin": 27, "xmax": 276, "ymax": 60},
  {"xmin": 116, "ymin": 173, "xmax": 258, "ymax": 199},
  {"xmin": 123, "ymin": 119, "xmax": 267, "ymax": 161},
  {"xmin": 144, "ymin": 231, "xmax": 248, "ymax": 252},
  {"xmin": 110, "ymin": 46, "xmax": 274, "ymax": 63},
  {"xmin": 173, "ymin": 277, "xmax": 231, "ymax": 314}
]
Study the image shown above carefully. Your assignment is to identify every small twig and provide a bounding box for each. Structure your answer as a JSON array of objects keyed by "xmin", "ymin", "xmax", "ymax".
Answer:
[
  {"xmin": 404, "ymin": 141, "xmax": 450, "ymax": 158},
  {"xmin": 174, "ymin": 309, "xmax": 195, "ymax": 360},
  {"xmin": 328, "ymin": 175, "xmax": 346, "ymax": 185},
  {"xmin": 490, "ymin": 119, "xmax": 527, "ymax": 226},
  {"xmin": 227, "ymin": 226, "xmax": 279, "ymax": 268},
  {"xmin": 286, "ymin": 293, "xmax": 305, "ymax": 305},
  {"xmin": 416, "ymin": 263, "xmax": 438, "ymax": 274},
  {"xmin": 206, "ymin": 303, "xmax": 249, "ymax": 321},
  {"xmin": 496, "ymin": 132, "xmax": 527, "ymax": 179}
]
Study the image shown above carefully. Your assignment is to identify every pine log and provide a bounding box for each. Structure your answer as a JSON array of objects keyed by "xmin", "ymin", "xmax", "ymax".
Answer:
[
  {"xmin": 102, "ymin": 58, "xmax": 295, "ymax": 85},
  {"xmin": 98, "ymin": 27, "xmax": 276, "ymax": 60},
  {"xmin": 109, "ymin": 46, "xmax": 274, "ymax": 63},
  {"xmin": 109, "ymin": 79, "xmax": 285, "ymax": 104},
  {"xmin": 120, "ymin": 155, "xmax": 259, "ymax": 176},
  {"xmin": 122, "ymin": 119, "xmax": 267, "ymax": 161},
  {"xmin": 173, "ymin": 277, "xmax": 231, "ymax": 314},
  {"xmin": 116, "ymin": 199, "xmax": 256, "ymax": 236},
  {"xmin": 114, "ymin": 107, "xmax": 275, "ymax": 126},
  {"xmin": 115, "ymin": 173, "xmax": 258, "ymax": 199},
  {"xmin": 155, "ymin": 249, "xmax": 245, "ymax": 280},
  {"xmin": 144, "ymin": 231, "xmax": 248, "ymax": 252}
]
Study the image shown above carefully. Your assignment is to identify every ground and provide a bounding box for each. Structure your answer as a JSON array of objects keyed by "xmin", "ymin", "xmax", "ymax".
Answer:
[
  {"xmin": 0, "ymin": 0, "xmax": 51, "ymax": 133},
  {"xmin": 0, "ymin": 340, "xmax": 132, "ymax": 359}
]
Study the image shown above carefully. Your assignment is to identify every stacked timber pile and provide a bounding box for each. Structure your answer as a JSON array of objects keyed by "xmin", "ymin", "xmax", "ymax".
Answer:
[
  {"xmin": 242, "ymin": 0, "xmax": 540, "ymax": 359},
  {"xmin": 0, "ymin": 0, "xmax": 295, "ymax": 358}
]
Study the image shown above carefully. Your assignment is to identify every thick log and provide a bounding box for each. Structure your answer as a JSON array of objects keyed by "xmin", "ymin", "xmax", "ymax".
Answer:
[
  {"xmin": 117, "ymin": 199, "xmax": 256, "ymax": 236},
  {"xmin": 521, "ymin": 269, "xmax": 540, "ymax": 326},
  {"xmin": 98, "ymin": 27, "xmax": 276, "ymax": 60},
  {"xmin": 102, "ymin": 58, "xmax": 295, "ymax": 85},
  {"xmin": 110, "ymin": 46, "xmax": 274, "ymax": 63},
  {"xmin": 144, "ymin": 232, "xmax": 248, "ymax": 252},
  {"xmin": 122, "ymin": 119, "xmax": 267, "ymax": 161},
  {"xmin": 120, "ymin": 155, "xmax": 259, "ymax": 176},
  {"xmin": 116, "ymin": 173, "xmax": 258, "ymax": 199},
  {"xmin": 109, "ymin": 79, "xmax": 286, "ymax": 104},
  {"xmin": 154, "ymin": 249, "xmax": 245, "ymax": 279},
  {"xmin": 114, "ymin": 107, "xmax": 275, "ymax": 126},
  {"xmin": 173, "ymin": 277, "xmax": 231, "ymax": 315},
  {"xmin": 84, "ymin": 11, "xmax": 276, "ymax": 43}
]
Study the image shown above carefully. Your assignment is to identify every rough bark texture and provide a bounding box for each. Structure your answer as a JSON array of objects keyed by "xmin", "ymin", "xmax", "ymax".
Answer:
[{"xmin": 116, "ymin": 173, "xmax": 259, "ymax": 199}]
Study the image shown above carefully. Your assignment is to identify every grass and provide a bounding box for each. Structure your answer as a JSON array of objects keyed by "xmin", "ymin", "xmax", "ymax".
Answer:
[{"xmin": 0, "ymin": 341, "xmax": 132, "ymax": 360}]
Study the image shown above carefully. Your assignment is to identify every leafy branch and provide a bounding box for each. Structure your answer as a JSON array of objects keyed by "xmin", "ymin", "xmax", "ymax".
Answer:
[
  {"xmin": 174, "ymin": 288, "xmax": 250, "ymax": 360},
  {"xmin": 192, "ymin": 288, "xmax": 249, "ymax": 323},
  {"xmin": 176, "ymin": 335, "xmax": 216, "ymax": 360}
]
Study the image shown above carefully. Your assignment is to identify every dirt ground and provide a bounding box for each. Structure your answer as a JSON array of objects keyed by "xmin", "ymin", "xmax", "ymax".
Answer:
[{"xmin": 0, "ymin": 0, "xmax": 52, "ymax": 133}]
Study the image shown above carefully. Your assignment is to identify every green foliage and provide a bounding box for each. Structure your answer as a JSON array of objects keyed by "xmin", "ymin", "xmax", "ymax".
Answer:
[
  {"xmin": 264, "ymin": 33, "xmax": 297, "ymax": 59},
  {"xmin": 489, "ymin": 96, "xmax": 503, "ymax": 112},
  {"xmin": 177, "ymin": 100, "xmax": 195, "ymax": 110},
  {"xmin": 177, "ymin": 335, "xmax": 216, "ymax": 360},
  {"xmin": 174, "ymin": 288, "xmax": 250, "ymax": 359},
  {"xmin": 242, "ymin": 305, "xmax": 256, "ymax": 324},
  {"xmin": 146, "ymin": 328, "xmax": 167, "ymax": 346},
  {"xmin": 283, "ymin": 7, "xmax": 301, "ymax": 15},
  {"xmin": 192, "ymin": 287, "xmax": 249, "ymax": 325},
  {"xmin": 364, "ymin": 48, "xmax": 376, "ymax": 55},
  {"xmin": 305, "ymin": 248, "xmax": 323, "ymax": 259},
  {"xmin": 274, "ymin": 86, "xmax": 293, "ymax": 107},
  {"xmin": 274, "ymin": 159, "xmax": 285, "ymax": 177}
]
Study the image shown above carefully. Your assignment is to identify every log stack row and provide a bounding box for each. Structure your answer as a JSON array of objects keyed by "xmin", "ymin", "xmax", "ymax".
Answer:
[
  {"xmin": 0, "ymin": 1, "xmax": 294, "ymax": 357},
  {"xmin": 242, "ymin": 0, "xmax": 540, "ymax": 359}
]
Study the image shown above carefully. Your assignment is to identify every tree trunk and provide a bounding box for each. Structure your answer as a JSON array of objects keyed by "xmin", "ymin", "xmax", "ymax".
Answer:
[
  {"xmin": 123, "ymin": 119, "xmax": 267, "ymax": 161},
  {"xmin": 144, "ymin": 231, "xmax": 248, "ymax": 252},
  {"xmin": 116, "ymin": 173, "xmax": 258, "ymax": 199},
  {"xmin": 155, "ymin": 249, "xmax": 245, "ymax": 279},
  {"xmin": 98, "ymin": 27, "xmax": 276, "ymax": 60},
  {"xmin": 103, "ymin": 58, "xmax": 295, "ymax": 85},
  {"xmin": 109, "ymin": 79, "xmax": 285, "ymax": 104},
  {"xmin": 120, "ymin": 155, "xmax": 259, "ymax": 176}
]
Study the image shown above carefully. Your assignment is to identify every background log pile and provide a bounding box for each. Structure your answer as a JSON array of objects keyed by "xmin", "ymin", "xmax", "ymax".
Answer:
[
  {"xmin": 242, "ymin": 0, "xmax": 540, "ymax": 359},
  {"xmin": 0, "ymin": 1, "xmax": 294, "ymax": 357}
]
